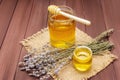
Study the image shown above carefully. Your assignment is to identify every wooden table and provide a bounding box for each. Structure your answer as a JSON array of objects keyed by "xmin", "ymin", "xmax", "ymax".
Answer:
[{"xmin": 0, "ymin": 0, "xmax": 120, "ymax": 80}]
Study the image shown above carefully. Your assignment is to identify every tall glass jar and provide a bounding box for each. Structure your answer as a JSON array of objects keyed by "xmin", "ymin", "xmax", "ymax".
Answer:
[{"xmin": 48, "ymin": 6, "xmax": 76, "ymax": 49}]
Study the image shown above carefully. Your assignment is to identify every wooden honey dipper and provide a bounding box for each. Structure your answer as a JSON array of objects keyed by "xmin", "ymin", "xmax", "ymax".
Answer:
[{"xmin": 48, "ymin": 5, "xmax": 91, "ymax": 26}]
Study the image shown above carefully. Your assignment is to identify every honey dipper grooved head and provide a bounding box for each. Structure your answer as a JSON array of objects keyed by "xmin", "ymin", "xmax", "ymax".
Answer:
[{"xmin": 48, "ymin": 5, "xmax": 61, "ymax": 14}]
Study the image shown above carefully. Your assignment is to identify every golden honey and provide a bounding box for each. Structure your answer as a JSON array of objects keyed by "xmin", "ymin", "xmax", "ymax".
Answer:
[
  {"xmin": 72, "ymin": 46, "xmax": 92, "ymax": 71},
  {"xmin": 48, "ymin": 6, "xmax": 76, "ymax": 48}
]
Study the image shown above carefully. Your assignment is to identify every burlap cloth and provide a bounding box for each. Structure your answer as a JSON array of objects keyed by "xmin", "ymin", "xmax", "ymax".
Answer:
[{"xmin": 20, "ymin": 28, "xmax": 117, "ymax": 80}]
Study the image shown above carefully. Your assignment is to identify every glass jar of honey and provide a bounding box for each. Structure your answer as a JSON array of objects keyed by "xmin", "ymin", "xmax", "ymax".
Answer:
[
  {"xmin": 48, "ymin": 6, "xmax": 76, "ymax": 49},
  {"xmin": 72, "ymin": 46, "xmax": 92, "ymax": 72}
]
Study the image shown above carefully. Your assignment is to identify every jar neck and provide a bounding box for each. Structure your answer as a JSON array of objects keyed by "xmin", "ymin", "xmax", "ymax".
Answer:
[{"xmin": 48, "ymin": 5, "xmax": 75, "ymax": 22}]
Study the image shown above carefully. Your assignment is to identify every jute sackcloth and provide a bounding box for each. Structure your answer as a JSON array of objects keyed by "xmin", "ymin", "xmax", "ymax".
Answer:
[{"xmin": 20, "ymin": 27, "xmax": 117, "ymax": 80}]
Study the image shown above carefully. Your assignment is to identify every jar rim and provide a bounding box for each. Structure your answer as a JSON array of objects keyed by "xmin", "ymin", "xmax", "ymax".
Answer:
[
  {"xmin": 73, "ymin": 46, "xmax": 92, "ymax": 63},
  {"xmin": 49, "ymin": 5, "xmax": 75, "ymax": 22}
]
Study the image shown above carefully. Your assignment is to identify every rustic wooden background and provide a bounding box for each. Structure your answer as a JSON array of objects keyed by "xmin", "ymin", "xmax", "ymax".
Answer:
[{"xmin": 0, "ymin": 0, "xmax": 120, "ymax": 80}]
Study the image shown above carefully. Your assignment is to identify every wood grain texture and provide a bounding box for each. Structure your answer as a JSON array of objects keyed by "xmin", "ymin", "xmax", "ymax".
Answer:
[
  {"xmin": 50, "ymin": 0, "xmax": 66, "ymax": 5},
  {"xmin": 25, "ymin": 0, "xmax": 49, "ymax": 37},
  {"xmin": 0, "ymin": 0, "xmax": 2, "ymax": 5},
  {"xmin": 101, "ymin": 0, "xmax": 120, "ymax": 80},
  {"xmin": 0, "ymin": 0, "xmax": 18, "ymax": 48},
  {"xmin": 82, "ymin": 0, "xmax": 106, "ymax": 38},
  {"xmin": 14, "ymin": 0, "xmax": 49, "ymax": 80},
  {"xmin": 0, "ymin": 0, "xmax": 33, "ymax": 80}
]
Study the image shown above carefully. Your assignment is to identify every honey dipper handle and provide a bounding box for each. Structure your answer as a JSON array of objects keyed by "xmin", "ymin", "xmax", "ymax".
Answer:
[
  {"xmin": 59, "ymin": 11, "xmax": 91, "ymax": 26},
  {"xmin": 48, "ymin": 5, "xmax": 91, "ymax": 25}
]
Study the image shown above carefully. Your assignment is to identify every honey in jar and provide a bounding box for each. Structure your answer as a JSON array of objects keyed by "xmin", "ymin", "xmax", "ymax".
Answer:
[
  {"xmin": 48, "ymin": 6, "xmax": 76, "ymax": 48},
  {"xmin": 72, "ymin": 46, "xmax": 92, "ymax": 72}
]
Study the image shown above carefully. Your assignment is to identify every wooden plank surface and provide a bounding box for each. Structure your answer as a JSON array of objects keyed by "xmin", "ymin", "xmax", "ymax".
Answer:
[
  {"xmin": 50, "ymin": 0, "xmax": 66, "ymax": 5},
  {"xmin": 0, "ymin": 0, "xmax": 18, "ymax": 48},
  {"xmin": 0, "ymin": 0, "xmax": 2, "ymax": 5},
  {"xmin": 14, "ymin": 0, "xmax": 49, "ymax": 80},
  {"xmin": 0, "ymin": 0, "xmax": 33, "ymax": 80},
  {"xmin": 101, "ymin": 0, "xmax": 120, "ymax": 80},
  {"xmin": 0, "ymin": 0, "xmax": 120, "ymax": 80}
]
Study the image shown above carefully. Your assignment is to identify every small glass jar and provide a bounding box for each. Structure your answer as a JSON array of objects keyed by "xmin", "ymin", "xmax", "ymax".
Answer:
[
  {"xmin": 72, "ymin": 46, "xmax": 92, "ymax": 72},
  {"xmin": 48, "ymin": 6, "xmax": 76, "ymax": 49}
]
